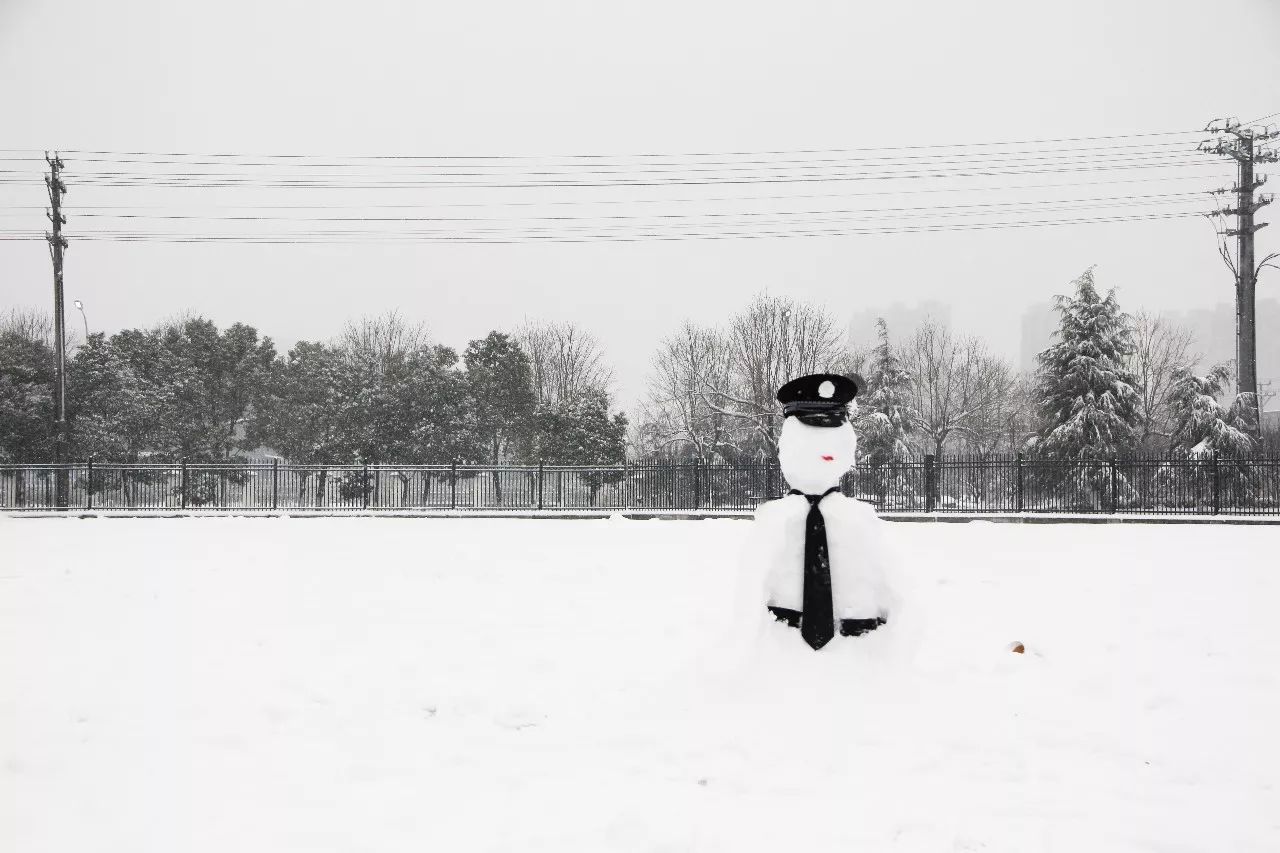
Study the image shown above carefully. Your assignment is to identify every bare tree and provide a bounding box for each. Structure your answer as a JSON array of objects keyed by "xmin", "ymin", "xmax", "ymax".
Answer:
[
  {"xmin": 703, "ymin": 294, "xmax": 845, "ymax": 458},
  {"xmin": 1128, "ymin": 311, "xmax": 1197, "ymax": 448},
  {"xmin": 515, "ymin": 320, "xmax": 614, "ymax": 406},
  {"xmin": 902, "ymin": 321, "xmax": 1014, "ymax": 456},
  {"xmin": 836, "ymin": 341, "xmax": 874, "ymax": 386},
  {"xmin": 640, "ymin": 321, "xmax": 737, "ymax": 463},
  {"xmin": 1, "ymin": 307, "xmax": 54, "ymax": 346},
  {"xmin": 338, "ymin": 311, "xmax": 430, "ymax": 372},
  {"xmin": 985, "ymin": 372, "xmax": 1037, "ymax": 454}
]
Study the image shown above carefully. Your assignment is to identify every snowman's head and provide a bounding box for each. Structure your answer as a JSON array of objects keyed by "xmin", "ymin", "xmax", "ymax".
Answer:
[{"xmin": 775, "ymin": 373, "xmax": 863, "ymax": 494}]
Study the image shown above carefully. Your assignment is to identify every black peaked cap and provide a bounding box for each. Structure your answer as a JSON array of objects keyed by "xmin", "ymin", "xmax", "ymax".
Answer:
[{"xmin": 776, "ymin": 373, "xmax": 863, "ymax": 427}]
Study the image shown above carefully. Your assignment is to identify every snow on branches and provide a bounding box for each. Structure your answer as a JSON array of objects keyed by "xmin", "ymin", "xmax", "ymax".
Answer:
[{"xmin": 1033, "ymin": 267, "xmax": 1141, "ymax": 460}]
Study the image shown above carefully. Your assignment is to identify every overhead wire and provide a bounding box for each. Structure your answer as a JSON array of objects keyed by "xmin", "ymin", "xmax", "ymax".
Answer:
[
  {"xmin": 0, "ymin": 129, "xmax": 1243, "ymax": 244},
  {"xmin": 1, "ymin": 210, "xmax": 1202, "ymax": 244},
  {"xmin": 5, "ymin": 127, "xmax": 1202, "ymax": 158}
]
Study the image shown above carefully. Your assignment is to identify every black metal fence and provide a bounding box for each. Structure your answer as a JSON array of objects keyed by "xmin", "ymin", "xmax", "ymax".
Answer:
[{"xmin": 2, "ymin": 454, "xmax": 1279, "ymax": 515}]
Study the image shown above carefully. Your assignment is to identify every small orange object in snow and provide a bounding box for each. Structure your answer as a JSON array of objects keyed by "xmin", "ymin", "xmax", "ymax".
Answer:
[{"xmin": 1010, "ymin": 642, "xmax": 1025, "ymax": 654}]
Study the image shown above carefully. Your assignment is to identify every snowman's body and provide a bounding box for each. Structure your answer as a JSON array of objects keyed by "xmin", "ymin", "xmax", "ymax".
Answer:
[
  {"xmin": 756, "ymin": 491, "xmax": 894, "ymax": 621},
  {"xmin": 752, "ymin": 411, "xmax": 896, "ymax": 625}
]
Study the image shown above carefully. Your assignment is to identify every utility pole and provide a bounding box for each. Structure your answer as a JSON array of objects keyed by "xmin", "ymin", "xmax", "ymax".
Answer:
[
  {"xmin": 1200, "ymin": 119, "xmax": 1279, "ymax": 436},
  {"xmin": 45, "ymin": 151, "xmax": 69, "ymax": 507}
]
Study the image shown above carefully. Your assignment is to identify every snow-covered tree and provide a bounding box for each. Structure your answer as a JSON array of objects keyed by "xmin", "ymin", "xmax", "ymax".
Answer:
[
  {"xmin": 67, "ymin": 333, "xmax": 173, "ymax": 463},
  {"xmin": 856, "ymin": 319, "xmax": 915, "ymax": 467},
  {"xmin": 532, "ymin": 391, "xmax": 627, "ymax": 464},
  {"xmin": 515, "ymin": 320, "xmax": 613, "ymax": 407},
  {"xmin": 1033, "ymin": 267, "xmax": 1140, "ymax": 460},
  {"xmin": 902, "ymin": 321, "xmax": 1013, "ymax": 456},
  {"xmin": 0, "ymin": 327, "xmax": 55, "ymax": 463},
  {"xmin": 1127, "ymin": 311, "xmax": 1197, "ymax": 450},
  {"xmin": 1166, "ymin": 364, "xmax": 1255, "ymax": 458},
  {"xmin": 707, "ymin": 293, "xmax": 845, "ymax": 460},
  {"xmin": 639, "ymin": 321, "xmax": 739, "ymax": 463},
  {"xmin": 463, "ymin": 332, "xmax": 535, "ymax": 464}
]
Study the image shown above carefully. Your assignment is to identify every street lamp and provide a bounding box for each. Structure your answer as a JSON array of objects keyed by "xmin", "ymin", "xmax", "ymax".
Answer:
[{"xmin": 73, "ymin": 299, "xmax": 88, "ymax": 341}]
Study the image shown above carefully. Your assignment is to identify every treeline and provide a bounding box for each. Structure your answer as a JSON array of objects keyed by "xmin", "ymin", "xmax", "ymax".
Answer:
[
  {"xmin": 0, "ymin": 312, "xmax": 626, "ymax": 467},
  {"xmin": 1, "ymin": 268, "xmax": 1274, "ymax": 467},
  {"xmin": 635, "ymin": 271, "xmax": 1273, "ymax": 463}
]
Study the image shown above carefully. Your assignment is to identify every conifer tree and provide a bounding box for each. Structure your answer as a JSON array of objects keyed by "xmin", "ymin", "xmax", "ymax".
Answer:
[
  {"xmin": 855, "ymin": 319, "xmax": 914, "ymax": 466},
  {"xmin": 1166, "ymin": 364, "xmax": 1255, "ymax": 458},
  {"xmin": 1034, "ymin": 268, "xmax": 1140, "ymax": 460}
]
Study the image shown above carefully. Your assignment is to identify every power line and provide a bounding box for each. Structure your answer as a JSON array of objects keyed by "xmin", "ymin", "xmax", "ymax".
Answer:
[
  {"xmin": 0, "ymin": 129, "xmax": 1203, "ymax": 161},
  {"xmin": 22, "ymin": 161, "xmax": 1221, "ymax": 191},
  {"xmin": 1, "ymin": 171, "xmax": 1242, "ymax": 205},
  {"xmin": 0, "ymin": 140, "xmax": 1206, "ymax": 171},
  {"xmin": 0, "ymin": 128, "xmax": 1239, "ymax": 245},
  {"xmin": 39, "ymin": 193, "xmax": 1206, "ymax": 223},
  {"xmin": 0, "ymin": 209, "xmax": 1207, "ymax": 243},
  {"xmin": 47, "ymin": 158, "xmax": 1214, "ymax": 180}
]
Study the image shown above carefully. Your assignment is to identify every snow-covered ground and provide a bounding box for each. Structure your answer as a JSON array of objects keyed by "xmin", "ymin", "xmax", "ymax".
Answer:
[{"xmin": 2, "ymin": 516, "xmax": 1277, "ymax": 852}]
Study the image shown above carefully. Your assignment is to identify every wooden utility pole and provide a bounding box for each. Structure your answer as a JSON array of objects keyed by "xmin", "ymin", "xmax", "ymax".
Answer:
[
  {"xmin": 45, "ymin": 152, "xmax": 69, "ymax": 506},
  {"xmin": 1200, "ymin": 119, "xmax": 1279, "ymax": 435}
]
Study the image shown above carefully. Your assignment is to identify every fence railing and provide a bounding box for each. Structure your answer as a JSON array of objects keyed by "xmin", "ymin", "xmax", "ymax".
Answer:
[{"xmin": 3, "ymin": 454, "xmax": 1279, "ymax": 515}]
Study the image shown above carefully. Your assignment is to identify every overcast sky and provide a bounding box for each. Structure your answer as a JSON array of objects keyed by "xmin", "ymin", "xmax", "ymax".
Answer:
[{"xmin": 2, "ymin": 0, "xmax": 1277, "ymax": 411}]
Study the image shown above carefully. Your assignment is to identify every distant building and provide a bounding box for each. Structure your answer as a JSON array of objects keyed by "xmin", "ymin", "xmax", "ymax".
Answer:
[
  {"xmin": 1172, "ymin": 298, "xmax": 1278, "ymax": 409},
  {"xmin": 1019, "ymin": 301, "xmax": 1056, "ymax": 372},
  {"xmin": 848, "ymin": 300, "xmax": 952, "ymax": 350}
]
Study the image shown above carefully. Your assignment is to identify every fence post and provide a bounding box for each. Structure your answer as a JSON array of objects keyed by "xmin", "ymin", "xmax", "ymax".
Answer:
[
  {"xmin": 1109, "ymin": 457, "xmax": 1119, "ymax": 513},
  {"xmin": 1015, "ymin": 452, "xmax": 1024, "ymax": 513},
  {"xmin": 622, "ymin": 458, "xmax": 628, "ymax": 510},
  {"xmin": 924, "ymin": 454, "xmax": 936, "ymax": 512},
  {"xmin": 86, "ymin": 458, "xmax": 93, "ymax": 511},
  {"xmin": 451, "ymin": 461, "xmax": 458, "ymax": 509},
  {"xmin": 362, "ymin": 462, "xmax": 369, "ymax": 509},
  {"xmin": 693, "ymin": 461, "xmax": 701, "ymax": 511},
  {"xmin": 271, "ymin": 458, "xmax": 279, "ymax": 511},
  {"xmin": 180, "ymin": 459, "xmax": 188, "ymax": 510},
  {"xmin": 538, "ymin": 460, "xmax": 545, "ymax": 510},
  {"xmin": 1212, "ymin": 451, "xmax": 1220, "ymax": 515}
]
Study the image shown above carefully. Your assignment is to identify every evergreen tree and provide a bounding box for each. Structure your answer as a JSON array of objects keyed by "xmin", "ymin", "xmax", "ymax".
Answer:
[
  {"xmin": 1166, "ymin": 364, "xmax": 1255, "ymax": 458},
  {"xmin": 531, "ymin": 391, "xmax": 628, "ymax": 465},
  {"xmin": 530, "ymin": 390, "xmax": 628, "ymax": 506},
  {"xmin": 464, "ymin": 331, "xmax": 536, "ymax": 504},
  {"xmin": 855, "ymin": 319, "xmax": 914, "ymax": 466},
  {"xmin": 463, "ymin": 332, "xmax": 536, "ymax": 464},
  {"xmin": 66, "ymin": 318, "xmax": 277, "ymax": 462},
  {"xmin": 67, "ymin": 333, "xmax": 173, "ymax": 462},
  {"xmin": 401, "ymin": 346, "xmax": 486, "ymax": 465},
  {"xmin": 245, "ymin": 341, "xmax": 349, "ymax": 465},
  {"xmin": 0, "ymin": 330, "xmax": 55, "ymax": 462},
  {"xmin": 1033, "ymin": 268, "xmax": 1140, "ymax": 460},
  {"xmin": 156, "ymin": 318, "xmax": 276, "ymax": 460}
]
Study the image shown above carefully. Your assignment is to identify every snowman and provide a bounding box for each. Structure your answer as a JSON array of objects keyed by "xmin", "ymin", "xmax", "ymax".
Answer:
[{"xmin": 749, "ymin": 372, "xmax": 897, "ymax": 650}]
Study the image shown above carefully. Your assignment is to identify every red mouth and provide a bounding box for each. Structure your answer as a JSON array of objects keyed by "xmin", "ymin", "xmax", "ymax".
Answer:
[{"xmin": 821, "ymin": 455, "xmax": 834, "ymax": 462}]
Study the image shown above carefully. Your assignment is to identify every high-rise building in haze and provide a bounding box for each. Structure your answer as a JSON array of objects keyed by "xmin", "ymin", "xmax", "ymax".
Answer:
[
  {"xmin": 1020, "ymin": 301, "xmax": 1056, "ymax": 372},
  {"xmin": 1173, "ymin": 298, "xmax": 1280, "ymax": 413},
  {"xmin": 848, "ymin": 300, "xmax": 952, "ymax": 350}
]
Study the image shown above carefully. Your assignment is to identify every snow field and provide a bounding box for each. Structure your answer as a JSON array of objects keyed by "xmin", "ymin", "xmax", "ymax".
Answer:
[{"xmin": 1, "ymin": 516, "xmax": 1278, "ymax": 852}]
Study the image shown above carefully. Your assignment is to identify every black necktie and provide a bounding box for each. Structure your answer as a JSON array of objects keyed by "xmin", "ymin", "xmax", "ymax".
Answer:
[{"xmin": 790, "ymin": 486, "xmax": 841, "ymax": 650}]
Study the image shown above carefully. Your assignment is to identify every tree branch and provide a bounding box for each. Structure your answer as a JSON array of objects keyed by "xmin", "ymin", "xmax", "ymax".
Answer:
[{"xmin": 1257, "ymin": 252, "xmax": 1280, "ymax": 278}]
